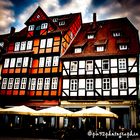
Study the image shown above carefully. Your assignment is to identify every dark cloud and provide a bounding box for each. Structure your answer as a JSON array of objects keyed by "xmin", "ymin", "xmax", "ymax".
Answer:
[
  {"xmin": 92, "ymin": 0, "xmax": 107, "ymax": 7},
  {"xmin": 58, "ymin": 0, "xmax": 71, "ymax": 6}
]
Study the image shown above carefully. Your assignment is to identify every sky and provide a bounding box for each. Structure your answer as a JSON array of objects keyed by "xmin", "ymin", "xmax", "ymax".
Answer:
[{"xmin": 0, "ymin": 0, "xmax": 140, "ymax": 38}]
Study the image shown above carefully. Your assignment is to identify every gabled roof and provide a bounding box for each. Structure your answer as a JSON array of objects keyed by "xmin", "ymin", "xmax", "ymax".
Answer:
[
  {"xmin": 61, "ymin": 17, "xmax": 140, "ymax": 59},
  {"xmin": 25, "ymin": 6, "xmax": 57, "ymax": 30}
]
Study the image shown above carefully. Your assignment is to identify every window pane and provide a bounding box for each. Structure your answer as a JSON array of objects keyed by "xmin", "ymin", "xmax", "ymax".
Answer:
[
  {"xmin": 51, "ymin": 78, "xmax": 58, "ymax": 89},
  {"xmin": 41, "ymin": 23, "xmax": 48, "ymax": 29},
  {"xmin": 14, "ymin": 78, "xmax": 20, "ymax": 89},
  {"xmin": 20, "ymin": 78, "xmax": 27, "ymax": 89},
  {"xmin": 27, "ymin": 41, "xmax": 33, "ymax": 50},
  {"xmin": 102, "ymin": 59, "xmax": 109, "ymax": 70},
  {"xmin": 39, "ymin": 57, "xmax": 45, "ymax": 67},
  {"xmin": 70, "ymin": 61, "xmax": 77, "ymax": 71},
  {"xmin": 86, "ymin": 79, "xmax": 93, "ymax": 90},
  {"xmin": 1, "ymin": 78, "xmax": 7, "ymax": 89},
  {"xmin": 119, "ymin": 59, "xmax": 126, "ymax": 69},
  {"xmin": 23, "ymin": 57, "xmax": 29, "ymax": 67},
  {"xmin": 119, "ymin": 78, "xmax": 127, "ymax": 89},
  {"xmin": 70, "ymin": 79, "xmax": 77, "ymax": 91},
  {"xmin": 86, "ymin": 60, "xmax": 93, "ymax": 71},
  {"xmin": 37, "ymin": 78, "xmax": 43, "ymax": 90},
  {"xmin": 10, "ymin": 58, "xmax": 16, "ymax": 68},
  {"xmin": 53, "ymin": 56, "xmax": 59, "ymax": 66},
  {"xmin": 45, "ymin": 57, "xmax": 52, "ymax": 67},
  {"xmin": 44, "ymin": 78, "xmax": 50, "ymax": 90},
  {"xmin": 8, "ymin": 78, "xmax": 14, "ymax": 89},
  {"xmin": 16, "ymin": 58, "xmax": 22, "ymax": 67},
  {"xmin": 40, "ymin": 39, "xmax": 46, "ymax": 48},
  {"xmin": 47, "ymin": 38, "xmax": 53, "ymax": 48},
  {"xmin": 103, "ymin": 78, "xmax": 110, "ymax": 90},
  {"xmin": 20, "ymin": 41, "xmax": 26, "ymax": 51},
  {"xmin": 28, "ymin": 25, "xmax": 34, "ymax": 31},
  {"xmin": 31, "ymin": 78, "xmax": 36, "ymax": 90},
  {"xmin": 4, "ymin": 59, "xmax": 10, "ymax": 68},
  {"xmin": 14, "ymin": 42, "xmax": 20, "ymax": 51}
]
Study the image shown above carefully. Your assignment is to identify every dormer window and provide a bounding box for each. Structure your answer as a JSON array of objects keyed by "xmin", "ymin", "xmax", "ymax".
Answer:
[
  {"xmin": 74, "ymin": 48, "xmax": 82, "ymax": 53},
  {"xmin": 0, "ymin": 42, "xmax": 4, "ymax": 48},
  {"xmin": 59, "ymin": 21, "xmax": 65, "ymax": 26},
  {"xmin": 96, "ymin": 46, "xmax": 104, "ymax": 52},
  {"xmin": 53, "ymin": 18, "xmax": 58, "ymax": 22},
  {"xmin": 41, "ymin": 23, "xmax": 48, "ymax": 29},
  {"xmin": 28, "ymin": 25, "xmax": 35, "ymax": 31},
  {"xmin": 112, "ymin": 32, "xmax": 121, "ymax": 37},
  {"xmin": 87, "ymin": 34, "xmax": 94, "ymax": 39},
  {"xmin": 36, "ymin": 25, "xmax": 41, "ymax": 30},
  {"xmin": 119, "ymin": 44, "xmax": 128, "ymax": 50}
]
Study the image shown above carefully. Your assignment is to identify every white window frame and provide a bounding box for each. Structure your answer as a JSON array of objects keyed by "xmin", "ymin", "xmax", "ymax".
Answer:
[
  {"xmin": 37, "ymin": 78, "xmax": 43, "ymax": 90},
  {"xmin": 0, "ymin": 42, "xmax": 4, "ymax": 47},
  {"xmin": 44, "ymin": 78, "xmax": 50, "ymax": 90},
  {"xmin": 51, "ymin": 77, "xmax": 58, "ymax": 89},
  {"xmin": 70, "ymin": 79, "xmax": 77, "ymax": 91},
  {"xmin": 41, "ymin": 23, "xmax": 48, "ymax": 29},
  {"xmin": 87, "ymin": 34, "xmax": 94, "ymax": 39},
  {"xmin": 70, "ymin": 61, "xmax": 78, "ymax": 71},
  {"xmin": 27, "ymin": 41, "xmax": 33, "ymax": 50},
  {"xmin": 14, "ymin": 42, "xmax": 20, "ymax": 51},
  {"xmin": 10, "ymin": 58, "xmax": 16, "ymax": 68},
  {"xmin": 119, "ymin": 58, "xmax": 126, "ymax": 69},
  {"xmin": 119, "ymin": 78, "xmax": 127, "ymax": 90},
  {"xmin": 8, "ymin": 78, "xmax": 14, "ymax": 89},
  {"xmin": 103, "ymin": 78, "xmax": 110, "ymax": 90},
  {"xmin": 16, "ymin": 58, "xmax": 22, "ymax": 67},
  {"xmin": 14, "ymin": 78, "xmax": 20, "ymax": 89},
  {"xmin": 119, "ymin": 44, "xmax": 128, "ymax": 50},
  {"xmin": 20, "ymin": 41, "xmax": 26, "ymax": 51},
  {"xmin": 86, "ymin": 60, "xmax": 93, "ymax": 71},
  {"xmin": 86, "ymin": 79, "xmax": 94, "ymax": 90},
  {"xmin": 96, "ymin": 46, "xmax": 104, "ymax": 52},
  {"xmin": 28, "ymin": 25, "xmax": 34, "ymax": 31},
  {"xmin": 20, "ymin": 78, "xmax": 27, "ymax": 89},
  {"xmin": 31, "ymin": 78, "xmax": 36, "ymax": 90},
  {"xmin": 59, "ymin": 21, "xmax": 65, "ymax": 26},
  {"xmin": 113, "ymin": 32, "xmax": 121, "ymax": 37},
  {"xmin": 39, "ymin": 57, "xmax": 45, "ymax": 67},
  {"xmin": 47, "ymin": 38, "xmax": 53, "ymax": 48},
  {"xmin": 102, "ymin": 59, "xmax": 109, "ymax": 70},
  {"xmin": 1, "ymin": 78, "xmax": 7, "ymax": 89},
  {"xmin": 4, "ymin": 58, "xmax": 10, "ymax": 68},
  {"xmin": 23, "ymin": 57, "xmax": 29, "ymax": 67},
  {"xmin": 45, "ymin": 57, "xmax": 52, "ymax": 67},
  {"xmin": 53, "ymin": 56, "xmax": 59, "ymax": 66},
  {"xmin": 40, "ymin": 39, "xmax": 46, "ymax": 48},
  {"xmin": 74, "ymin": 48, "xmax": 82, "ymax": 53}
]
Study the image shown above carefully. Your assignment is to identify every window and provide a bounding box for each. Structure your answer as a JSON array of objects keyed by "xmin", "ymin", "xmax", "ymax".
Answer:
[
  {"xmin": 53, "ymin": 18, "xmax": 58, "ymax": 22},
  {"xmin": 1, "ymin": 78, "xmax": 7, "ymax": 89},
  {"xmin": 27, "ymin": 41, "xmax": 33, "ymax": 50},
  {"xmin": 119, "ymin": 78, "xmax": 127, "ymax": 89},
  {"xmin": 70, "ymin": 61, "xmax": 77, "ymax": 71},
  {"xmin": 113, "ymin": 32, "xmax": 121, "ymax": 37},
  {"xmin": 39, "ymin": 57, "xmax": 45, "ymax": 67},
  {"xmin": 44, "ymin": 78, "xmax": 50, "ymax": 90},
  {"xmin": 10, "ymin": 58, "xmax": 16, "ymax": 68},
  {"xmin": 103, "ymin": 78, "xmax": 110, "ymax": 90},
  {"xmin": 0, "ymin": 42, "xmax": 4, "ymax": 47},
  {"xmin": 28, "ymin": 25, "xmax": 34, "ymax": 31},
  {"xmin": 20, "ymin": 78, "xmax": 27, "ymax": 89},
  {"xmin": 47, "ymin": 38, "xmax": 53, "ymax": 48},
  {"xmin": 4, "ymin": 58, "xmax": 10, "ymax": 68},
  {"xmin": 119, "ymin": 58, "xmax": 126, "ymax": 69},
  {"xmin": 30, "ymin": 58, "xmax": 33, "ymax": 68},
  {"xmin": 59, "ymin": 21, "xmax": 65, "ymax": 26},
  {"xmin": 86, "ymin": 60, "xmax": 93, "ymax": 71},
  {"xmin": 74, "ymin": 48, "xmax": 82, "ymax": 53},
  {"xmin": 87, "ymin": 34, "xmax": 94, "ymax": 39},
  {"xmin": 40, "ymin": 39, "xmax": 46, "ymax": 48},
  {"xmin": 51, "ymin": 77, "xmax": 58, "ymax": 89},
  {"xmin": 46, "ymin": 57, "xmax": 52, "ymax": 67},
  {"xmin": 102, "ymin": 59, "xmax": 109, "ymax": 70},
  {"xmin": 30, "ymin": 78, "xmax": 36, "ymax": 90},
  {"xmin": 96, "ymin": 46, "xmax": 104, "ymax": 52},
  {"xmin": 37, "ymin": 78, "xmax": 43, "ymax": 90},
  {"xmin": 86, "ymin": 79, "xmax": 93, "ymax": 90},
  {"xmin": 14, "ymin": 42, "xmax": 20, "ymax": 51},
  {"xmin": 14, "ymin": 78, "xmax": 20, "ymax": 89},
  {"xmin": 41, "ymin": 23, "xmax": 48, "ymax": 29},
  {"xmin": 36, "ymin": 25, "xmax": 40, "ymax": 30},
  {"xmin": 8, "ymin": 78, "xmax": 14, "ymax": 89},
  {"xmin": 119, "ymin": 44, "xmax": 128, "ymax": 50},
  {"xmin": 23, "ymin": 57, "xmax": 29, "ymax": 67},
  {"xmin": 28, "ymin": 78, "xmax": 31, "ymax": 90},
  {"xmin": 70, "ymin": 79, "xmax": 77, "ymax": 91},
  {"xmin": 20, "ymin": 41, "xmax": 26, "ymax": 51},
  {"xmin": 16, "ymin": 58, "xmax": 22, "ymax": 67},
  {"xmin": 53, "ymin": 56, "xmax": 59, "ymax": 66}
]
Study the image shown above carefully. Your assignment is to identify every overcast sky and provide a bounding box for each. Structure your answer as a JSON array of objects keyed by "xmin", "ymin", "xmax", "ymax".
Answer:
[{"xmin": 0, "ymin": 0, "xmax": 140, "ymax": 38}]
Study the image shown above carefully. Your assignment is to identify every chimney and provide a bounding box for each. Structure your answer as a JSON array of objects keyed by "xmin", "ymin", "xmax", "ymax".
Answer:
[
  {"xmin": 93, "ymin": 13, "xmax": 97, "ymax": 29},
  {"xmin": 10, "ymin": 27, "xmax": 15, "ymax": 36}
]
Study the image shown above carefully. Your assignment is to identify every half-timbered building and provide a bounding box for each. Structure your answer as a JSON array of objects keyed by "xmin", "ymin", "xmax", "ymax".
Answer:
[
  {"xmin": 61, "ymin": 13, "xmax": 140, "ymax": 130},
  {"xmin": 0, "ymin": 7, "xmax": 82, "ymax": 109}
]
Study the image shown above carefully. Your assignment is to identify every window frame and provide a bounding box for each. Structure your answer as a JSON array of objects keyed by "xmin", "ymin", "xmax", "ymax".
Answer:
[
  {"xmin": 46, "ymin": 38, "xmax": 53, "ymax": 48},
  {"xmin": 103, "ymin": 78, "xmax": 110, "ymax": 90},
  {"xmin": 70, "ymin": 79, "xmax": 78, "ymax": 91},
  {"xmin": 44, "ymin": 78, "xmax": 50, "ymax": 90},
  {"xmin": 86, "ymin": 60, "xmax": 93, "ymax": 71},
  {"xmin": 118, "ymin": 58, "xmax": 126, "ymax": 69},
  {"xmin": 119, "ymin": 78, "xmax": 127, "ymax": 90},
  {"xmin": 30, "ymin": 78, "xmax": 36, "ymax": 90},
  {"xmin": 4, "ymin": 58, "xmax": 10, "ymax": 68},
  {"xmin": 70, "ymin": 61, "xmax": 78, "ymax": 71},
  {"xmin": 14, "ymin": 78, "xmax": 20, "ymax": 89},
  {"xmin": 20, "ymin": 78, "xmax": 27, "ymax": 89},
  {"xmin": 28, "ymin": 25, "xmax": 35, "ymax": 31},
  {"xmin": 51, "ymin": 77, "xmax": 58, "ymax": 89},
  {"xmin": 14, "ymin": 42, "xmax": 20, "ymax": 51},
  {"xmin": 37, "ymin": 78, "xmax": 43, "ymax": 90},
  {"xmin": 16, "ymin": 58, "xmax": 22, "ymax": 67},
  {"xmin": 96, "ymin": 46, "xmax": 104, "ymax": 52},
  {"xmin": 102, "ymin": 59, "xmax": 109, "ymax": 70},
  {"xmin": 1, "ymin": 78, "xmax": 7, "ymax": 89},
  {"xmin": 10, "ymin": 58, "xmax": 16, "ymax": 68},
  {"xmin": 45, "ymin": 57, "xmax": 52, "ymax": 67},
  {"xmin": 7, "ymin": 78, "xmax": 14, "ymax": 89},
  {"xmin": 86, "ymin": 79, "xmax": 94, "ymax": 91},
  {"xmin": 53, "ymin": 56, "xmax": 59, "ymax": 66}
]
